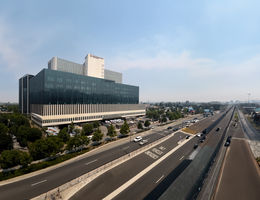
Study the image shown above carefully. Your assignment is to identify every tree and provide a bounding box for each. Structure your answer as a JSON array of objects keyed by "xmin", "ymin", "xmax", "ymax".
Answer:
[
  {"xmin": 137, "ymin": 121, "xmax": 143, "ymax": 129},
  {"xmin": 144, "ymin": 120, "xmax": 150, "ymax": 127},
  {"xmin": 66, "ymin": 135, "xmax": 90, "ymax": 151},
  {"xmin": 82, "ymin": 123, "xmax": 94, "ymax": 136},
  {"xmin": 0, "ymin": 150, "xmax": 20, "ymax": 169},
  {"xmin": 58, "ymin": 127, "xmax": 70, "ymax": 143},
  {"xmin": 29, "ymin": 136, "xmax": 64, "ymax": 160},
  {"xmin": 68, "ymin": 122, "xmax": 74, "ymax": 133},
  {"xmin": 92, "ymin": 128, "xmax": 104, "ymax": 143},
  {"xmin": 120, "ymin": 121, "xmax": 130, "ymax": 135},
  {"xmin": 16, "ymin": 126, "xmax": 30, "ymax": 147},
  {"xmin": 107, "ymin": 124, "xmax": 116, "ymax": 139},
  {"xmin": 160, "ymin": 115, "xmax": 167, "ymax": 123},
  {"xmin": 0, "ymin": 123, "xmax": 8, "ymax": 134},
  {"xmin": 9, "ymin": 114, "xmax": 29, "ymax": 127},
  {"xmin": 19, "ymin": 151, "xmax": 32, "ymax": 167},
  {"xmin": 74, "ymin": 128, "xmax": 81, "ymax": 135},
  {"xmin": 27, "ymin": 128, "xmax": 42, "ymax": 142},
  {"xmin": 0, "ymin": 150, "xmax": 31, "ymax": 169},
  {"xmin": 0, "ymin": 123, "xmax": 13, "ymax": 152},
  {"xmin": 92, "ymin": 121, "xmax": 100, "ymax": 128}
]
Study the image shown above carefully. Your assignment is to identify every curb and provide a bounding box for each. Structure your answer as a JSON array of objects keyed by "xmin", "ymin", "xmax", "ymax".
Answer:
[{"xmin": 32, "ymin": 130, "xmax": 188, "ymax": 200}]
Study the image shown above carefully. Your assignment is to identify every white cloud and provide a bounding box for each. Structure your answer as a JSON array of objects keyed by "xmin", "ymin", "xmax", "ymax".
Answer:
[{"xmin": 110, "ymin": 50, "xmax": 215, "ymax": 71}]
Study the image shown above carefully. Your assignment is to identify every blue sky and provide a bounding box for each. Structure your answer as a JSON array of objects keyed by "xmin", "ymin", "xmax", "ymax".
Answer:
[{"xmin": 0, "ymin": 0, "xmax": 260, "ymax": 102}]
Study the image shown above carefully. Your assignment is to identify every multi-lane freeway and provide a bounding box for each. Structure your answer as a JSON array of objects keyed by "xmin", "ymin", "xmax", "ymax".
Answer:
[
  {"xmin": 0, "ymin": 115, "xmax": 204, "ymax": 200},
  {"xmin": 0, "ymin": 109, "xmax": 233, "ymax": 200},
  {"xmin": 70, "ymin": 110, "xmax": 230, "ymax": 200}
]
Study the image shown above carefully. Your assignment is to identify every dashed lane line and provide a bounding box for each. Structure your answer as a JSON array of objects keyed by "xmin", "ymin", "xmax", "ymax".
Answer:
[
  {"xmin": 85, "ymin": 159, "xmax": 98, "ymax": 166},
  {"xmin": 103, "ymin": 136, "xmax": 194, "ymax": 200},
  {"xmin": 179, "ymin": 156, "xmax": 184, "ymax": 160},
  {"xmin": 31, "ymin": 180, "xmax": 47, "ymax": 187},
  {"xmin": 155, "ymin": 175, "xmax": 164, "ymax": 184}
]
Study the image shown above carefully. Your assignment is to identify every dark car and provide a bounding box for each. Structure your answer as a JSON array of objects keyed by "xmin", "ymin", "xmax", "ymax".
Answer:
[
  {"xmin": 216, "ymin": 127, "xmax": 220, "ymax": 132},
  {"xmin": 193, "ymin": 144, "xmax": 198, "ymax": 149},
  {"xmin": 186, "ymin": 135, "xmax": 190, "ymax": 139},
  {"xmin": 202, "ymin": 129, "xmax": 208, "ymax": 134},
  {"xmin": 224, "ymin": 136, "xmax": 232, "ymax": 147},
  {"xmin": 224, "ymin": 141, "xmax": 230, "ymax": 146},
  {"xmin": 173, "ymin": 127, "xmax": 179, "ymax": 131},
  {"xmin": 167, "ymin": 126, "xmax": 172, "ymax": 130}
]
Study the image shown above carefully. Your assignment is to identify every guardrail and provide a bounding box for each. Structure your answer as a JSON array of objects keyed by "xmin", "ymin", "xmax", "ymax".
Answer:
[
  {"xmin": 33, "ymin": 128, "xmax": 180, "ymax": 200},
  {"xmin": 159, "ymin": 107, "xmax": 235, "ymax": 200}
]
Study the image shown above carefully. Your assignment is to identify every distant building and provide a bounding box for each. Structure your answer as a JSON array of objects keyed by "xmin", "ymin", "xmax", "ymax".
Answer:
[
  {"xmin": 19, "ymin": 74, "xmax": 34, "ymax": 114},
  {"xmin": 19, "ymin": 54, "xmax": 145, "ymax": 127},
  {"xmin": 48, "ymin": 54, "xmax": 122, "ymax": 83}
]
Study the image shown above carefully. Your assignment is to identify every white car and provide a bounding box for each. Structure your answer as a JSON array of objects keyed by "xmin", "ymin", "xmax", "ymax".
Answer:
[
  {"xmin": 134, "ymin": 136, "xmax": 142, "ymax": 142},
  {"xmin": 139, "ymin": 139, "xmax": 148, "ymax": 145}
]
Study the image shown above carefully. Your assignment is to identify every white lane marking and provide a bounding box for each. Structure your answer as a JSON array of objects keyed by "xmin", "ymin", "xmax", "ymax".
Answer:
[
  {"xmin": 159, "ymin": 146, "xmax": 166, "ymax": 151},
  {"xmin": 152, "ymin": 148, "xmax": 163, "ymax": 155},
  {"xmin": 122, "ymin": 146, "xmax": 130, "ymax": 150},
  {"xmin": 31, "ymin": 179, "xmax": 47, "ymax": 186},
  {"xmin": 155, "ymin": 175, "xmax": 164, "ymax": 183},
  {"xmin": 103, "ymin": 136, "xmax": 194, "ymax": 200},
  {"xmin": 179, "ymin": 156, "xmax": 184, "ymax": 160},
  {"xmin": 145, "ymin": 151, "xmax": 159, "ymax": 159},
  {"xmin": 85, "ymin": 159, "xmax": 98, "ymax": 165}
]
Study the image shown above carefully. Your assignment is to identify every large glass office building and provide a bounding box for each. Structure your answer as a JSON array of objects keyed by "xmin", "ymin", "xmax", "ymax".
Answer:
[{"xmin": 19, "ymin": 54, "xmax": 145, "ymax": 127}]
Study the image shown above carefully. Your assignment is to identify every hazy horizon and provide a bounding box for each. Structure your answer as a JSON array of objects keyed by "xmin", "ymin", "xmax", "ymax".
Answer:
[{"xmin": 1, "ymin": 0, "xmax": 260, "ymax": 102}]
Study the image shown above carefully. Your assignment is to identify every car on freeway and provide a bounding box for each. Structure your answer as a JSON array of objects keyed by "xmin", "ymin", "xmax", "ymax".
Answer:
[
  {"xmin": 186, "ymin": 135, "xmax": 190, "ymax": 139},
  {"xmin": 134, "ymin": 136, "xmax": 142, "ymax": 142},
  {"xmin": 139, "ymin": 139, "xmax": 148, "ymax": 145},
  {"xmin": 224, "ymin": 136, "xmax": 232, "ymax": 147},
  {"xmin": 173, "ymin": 127, "xmax": 179, "ymax": 131},
  {"xmin": 224, "ymin": 141, "xmax": 230, "ymax": 146},
  {"xmin": 196, "ymin": 133, "xmax": 202, "ymax": 137}
]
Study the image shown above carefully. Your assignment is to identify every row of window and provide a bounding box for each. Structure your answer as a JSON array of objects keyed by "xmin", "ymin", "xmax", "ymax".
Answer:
[
  {"xmin": 29, "ymin": 69, "xmax": 139, "ymax": 105},
  {"xmin": 40, "ymin": 111, "xmax": 145, "ymax": 125}
]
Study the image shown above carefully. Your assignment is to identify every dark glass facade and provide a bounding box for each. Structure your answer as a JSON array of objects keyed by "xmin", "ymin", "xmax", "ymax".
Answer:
[
  {"xmin": 29, "ymin": 69, "xmax": 139, "ymax": 105},
  {"xmin": 19, "ymin": 75, "xmax": 34, "ymax": 114}
]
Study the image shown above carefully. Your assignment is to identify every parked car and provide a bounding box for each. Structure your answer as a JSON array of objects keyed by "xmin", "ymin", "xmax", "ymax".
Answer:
[
  {"xmin": 216, "ymin": 127, "xmax": 220, "ymax": 132},
  {"xmin": 134, "ymin": 136, "xmax": 142, "ymax": 142},
  {"xmin": 186, "ymin": 135, "xmax": 190, "ymax": 139},
  {"xmin": 193, "ymin": 144, "xmax": 198, "ymax": 149}
]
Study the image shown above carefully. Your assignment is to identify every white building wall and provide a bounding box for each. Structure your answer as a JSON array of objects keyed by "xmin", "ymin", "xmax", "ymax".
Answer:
[
  {"xmin": 84, "ymin": 54, "xmax": 104, "ymax": 79},
  {"xmin": 31, "ymin": 104, "xmax": 146, "ymax": 127}
]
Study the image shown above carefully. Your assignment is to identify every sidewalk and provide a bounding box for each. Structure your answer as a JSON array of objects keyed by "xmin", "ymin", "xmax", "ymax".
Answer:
[
  {"xmin": 0, "ymin": 114, "xmax": 200, "ymax": 186},
  {"xmin": 238, "ymin": 109, "xmax": 260, "ymax": 158}
]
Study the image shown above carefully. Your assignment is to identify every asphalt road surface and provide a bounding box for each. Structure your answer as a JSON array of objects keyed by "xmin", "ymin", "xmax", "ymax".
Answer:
[
  {"xmin": 117, "ymin": 109, "xmax": 233, "ymax": 200},
  {"xmin": 70, "ymin": 131, "xmax": 194, "ymax": 200},
  {"xmin": 0, "ymin": 119, "xmax": 195, "ymax": 200},
  {"xmin": 70, "ymin": 112, "xmax": 227, "ymax": 200},
  {"xmin": 214, "ymin": 117, "xmax": 260, "ymax": 200}
]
